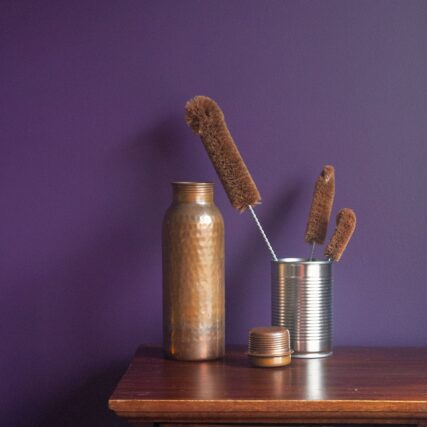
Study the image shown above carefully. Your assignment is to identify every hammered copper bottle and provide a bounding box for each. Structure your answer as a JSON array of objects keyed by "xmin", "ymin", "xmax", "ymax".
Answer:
[{"xmin": 162, "ymin": 182, "xmax": 224, "ymax": 361}]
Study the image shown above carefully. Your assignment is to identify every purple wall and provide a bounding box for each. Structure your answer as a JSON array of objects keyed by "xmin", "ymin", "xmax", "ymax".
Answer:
[{"xmin": 2, "ymin": 0, "xmax": 427, "ymax": 425}]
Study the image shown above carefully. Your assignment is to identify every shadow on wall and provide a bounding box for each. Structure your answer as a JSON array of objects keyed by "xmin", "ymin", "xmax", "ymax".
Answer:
[
  {"xmin": 37, "ymin": 362, "xmax": 129, "ymax": 427},
  {"xmin": 226, "ymin": 183, "xmax": 305, "ymax": 336},
  {"xmin": 122, "ymin": 115, "xmax": 208, "ymax": 248},
  {"xmin": 8, "ymin": 116, "xmax": 199, "ymax": 427}
]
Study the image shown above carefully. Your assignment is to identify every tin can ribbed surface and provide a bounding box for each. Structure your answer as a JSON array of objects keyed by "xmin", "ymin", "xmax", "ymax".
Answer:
[
  {"xmin": 162, "ymin": 182, "xmax": 225, "ymax": 361},
  {"xmin": 272, "ymin": 258, "xmax": 333, "ymax": 358}
]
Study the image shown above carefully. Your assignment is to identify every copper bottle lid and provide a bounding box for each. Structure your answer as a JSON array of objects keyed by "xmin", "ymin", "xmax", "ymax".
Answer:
[{"xmin": 248, "ymin": 326, "xmax": 293, "ymax": 367}]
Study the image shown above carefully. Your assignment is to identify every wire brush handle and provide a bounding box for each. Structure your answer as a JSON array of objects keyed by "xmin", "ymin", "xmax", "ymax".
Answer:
[{"xmin": 248, "ymin": 206, "xmax": 278, "ymax": 261}]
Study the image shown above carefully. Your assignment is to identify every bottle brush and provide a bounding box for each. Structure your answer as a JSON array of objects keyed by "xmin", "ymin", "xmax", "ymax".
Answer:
[
  {"xmin": 185, "ymin": 95, "xmax": 277, "ymax": 261},
  {"xmin": 304, "ymin": 165, "xmax": 335, "ymax": 259}
]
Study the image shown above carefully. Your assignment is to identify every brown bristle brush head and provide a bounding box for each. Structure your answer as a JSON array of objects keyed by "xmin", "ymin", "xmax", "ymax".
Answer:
[
  {"xmin": 304, "ymin": 165, "xmax": 335, "ymax": 245},
  {"xmin": 325, "ymin": 208, "xmax": 357, "ymax": 262},
  {"xmin": 185, "ymin": 95, "xmax": 261, "ymax": 212}
]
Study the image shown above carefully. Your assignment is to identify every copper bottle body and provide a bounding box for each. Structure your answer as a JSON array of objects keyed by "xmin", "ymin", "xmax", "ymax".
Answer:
[{"xmin": 162, "ymin": 182, "xmax": 225, "ymax": 361}]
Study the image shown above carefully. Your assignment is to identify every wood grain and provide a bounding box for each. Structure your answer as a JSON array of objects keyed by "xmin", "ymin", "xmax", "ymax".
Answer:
[{"xmin": 109, "ymin": 346, "xmax": 427, "ymax": 424}]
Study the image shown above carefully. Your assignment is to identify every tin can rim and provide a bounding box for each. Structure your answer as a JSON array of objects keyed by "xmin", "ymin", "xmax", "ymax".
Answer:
[{"xmin": 272, "ymin": 257, "xmax": 332, "ymax": 265}]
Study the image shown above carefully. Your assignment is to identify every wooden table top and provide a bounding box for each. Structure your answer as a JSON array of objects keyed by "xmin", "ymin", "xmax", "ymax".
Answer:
[{"xmin": 109, "ymin": 346, "xmax": 427, "ymax": 424}]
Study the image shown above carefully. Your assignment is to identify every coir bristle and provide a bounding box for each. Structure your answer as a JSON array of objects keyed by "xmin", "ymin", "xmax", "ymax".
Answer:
[
  {"xmin": 324, "ymin": 208, "xmax": 356, "ymax": 262},
  {"xmin": 185, "ymin": 95, "xmax": 261, "ymax": 212},
  {"xmin": 304, "ymin": 165, "xmax": 335, "ymax": 244}
]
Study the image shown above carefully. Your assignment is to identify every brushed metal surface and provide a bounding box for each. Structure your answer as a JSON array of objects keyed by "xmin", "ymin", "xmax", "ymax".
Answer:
[
  {"xmin": 272, "ymin": 258, "xmax": 333, "ymax": 358},
  {"xmin": 248, "ymin": 325, "xmax": 293, "ymax": 368},
  {"xmin": 248, "ymin": 354, "xmax": 292, "ymax": 368},
  {"xmin": 248, "ymin": 326, "xmax": 292, "ymax": 357},
  {"xmin": 162, "ymin": 182, "xmax": 224, "ymax": 361}
]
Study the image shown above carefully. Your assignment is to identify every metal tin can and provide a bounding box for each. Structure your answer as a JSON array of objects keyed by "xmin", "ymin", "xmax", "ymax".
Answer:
[
  {"xmin": 272, "ymin": 258, "xmax": 333, "ymax": 358},
  {"xmin": 162, "ymin": 182, "xmax": 224, "ymax": 361}
]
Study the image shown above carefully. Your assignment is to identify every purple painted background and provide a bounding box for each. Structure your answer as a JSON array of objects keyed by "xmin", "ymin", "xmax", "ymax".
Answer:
[{"xmin": 1, "ymin": 0, "xmax": 427, "ymax": 425}]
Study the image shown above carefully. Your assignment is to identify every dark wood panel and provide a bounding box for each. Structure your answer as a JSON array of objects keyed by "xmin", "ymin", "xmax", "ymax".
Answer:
[
  {"xmin": 158, "ymin": 425, "xmax": 417, "ymax": 427},
  {"xmin": 109, "ymin": 346, "xmax": 427, "ymax": 423}
]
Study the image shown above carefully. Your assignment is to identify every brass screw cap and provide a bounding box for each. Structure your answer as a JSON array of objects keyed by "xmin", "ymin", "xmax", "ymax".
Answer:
[{"xmin": 248, "ymin": 326, "xmax": 293, "ymax": 368}]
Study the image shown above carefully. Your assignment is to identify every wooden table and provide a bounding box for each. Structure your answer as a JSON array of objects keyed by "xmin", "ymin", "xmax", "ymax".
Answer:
[{"xmin": 109, "ymin": 346, "xmax": 427, "ymax": 426}]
